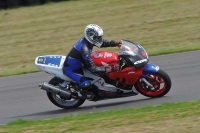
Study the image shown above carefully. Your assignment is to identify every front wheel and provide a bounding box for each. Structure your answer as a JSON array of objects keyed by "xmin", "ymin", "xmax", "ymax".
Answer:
[
  {"xmin": 46, "ymin": 77, "xmax": 85, "ymax": 109},
  {"xmin": 135, "ymin": 69, "xmax": 171, "ymax": 98}
]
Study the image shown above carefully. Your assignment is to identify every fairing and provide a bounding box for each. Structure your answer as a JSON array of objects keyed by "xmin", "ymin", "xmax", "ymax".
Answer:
[
  {"xmin": 91, "ymin": 51, "xmax": 118, "ymax": 66},
  {"xmin": 118, "ymin": 40, "xmax": 148, "ymax": 68},
  {"xmin": 106, "ymin": 66, "xmax": 144, "ymax": 85}
]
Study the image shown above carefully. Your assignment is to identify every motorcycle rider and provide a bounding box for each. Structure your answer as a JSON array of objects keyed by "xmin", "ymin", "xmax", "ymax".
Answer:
[{"xmin": 62, "ymin": 24, "xmax": 121, "ymax": 97}]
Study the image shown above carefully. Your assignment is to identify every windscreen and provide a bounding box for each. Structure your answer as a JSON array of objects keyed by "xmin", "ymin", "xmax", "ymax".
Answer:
[{"xmin": 118, "ymin": 40, "xmax": 139, "ymax": 56}]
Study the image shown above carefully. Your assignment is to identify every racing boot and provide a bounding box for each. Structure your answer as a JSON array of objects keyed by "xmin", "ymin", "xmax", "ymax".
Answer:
[{"xmin": 78, "ymin": 81, "xmax": 95, "ymax": 100}]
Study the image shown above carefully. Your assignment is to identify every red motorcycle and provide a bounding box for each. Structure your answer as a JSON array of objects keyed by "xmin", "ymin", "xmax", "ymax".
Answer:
[{"xmin": 36, "ymin": 40, "xmax": 171, "ymax": 109}]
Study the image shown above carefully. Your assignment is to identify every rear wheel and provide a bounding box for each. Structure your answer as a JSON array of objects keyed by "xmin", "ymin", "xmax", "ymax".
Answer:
[
  {"xmin": 46, "ymin": 77, "xmax": 85, "ymax": 109},
  {"xmin": 135, "ymin": 69, "xmax": 171, "ymax": 98}
]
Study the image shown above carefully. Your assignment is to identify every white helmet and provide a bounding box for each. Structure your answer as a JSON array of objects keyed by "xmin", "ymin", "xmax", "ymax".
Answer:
[{"xmin": 84, "ymin": 24, "xmax": 103, "ymax": 47}]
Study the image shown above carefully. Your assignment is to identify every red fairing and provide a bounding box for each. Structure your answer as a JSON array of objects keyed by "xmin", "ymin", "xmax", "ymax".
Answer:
[
  {"xmin": 91, "ymin": 51, "xmax": 118, "ymax": 66},
  {"xmin": 106, "ymin": 66, "xmax": 144, "ymax": 85},
  {"xmin": 91, "ymin": 50, "xmax": 144, "ymax": 85}
]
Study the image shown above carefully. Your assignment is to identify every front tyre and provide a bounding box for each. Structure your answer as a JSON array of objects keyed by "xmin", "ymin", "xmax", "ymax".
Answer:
[
  {"xmin": 46, "ymin": 77, "xmax": 85, "ymax": 109},
  {"xmin": 135, "ymin": 69, "xmax": 171, "ymax": 98}
]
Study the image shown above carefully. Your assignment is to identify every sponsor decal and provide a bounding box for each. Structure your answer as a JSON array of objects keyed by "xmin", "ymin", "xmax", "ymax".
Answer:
[
  {"xmin": 94, "ymin": 53, "xmax": 102, "ymax": 58},
  {"xmin": 152, "ymin": 66, "xmax": 159, "ymax": 71},
  {"xmin": 104, "ymin": 52, "xmax": 112, "ymax": 58},
  {"xmin": 38, "ymin": 58, "xmax": 43, "ymax": 62},
  {"xmin": 134, "ymin": 59, "xmax": 147, "ymax": 65},
  {"xmin": 96, "ymin": 78, "xmax": 104, "ymax": 87},
  {"xmin": 128, "ymin": 71, "xmax": 135, "ymax": 74},
  {"xmin": 37, "ymin": 57, "xmax": 46, "ymax": 63}
]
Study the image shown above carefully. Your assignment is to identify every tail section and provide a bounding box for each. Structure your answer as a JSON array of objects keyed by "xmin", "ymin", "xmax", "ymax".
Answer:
[
  {"xmin": 35, "ymin": 55, "xmax": 72, "ymax": 81},
  {"xmin": 36, "ymin": 55, "xmax": 63, "ymax": 68}
]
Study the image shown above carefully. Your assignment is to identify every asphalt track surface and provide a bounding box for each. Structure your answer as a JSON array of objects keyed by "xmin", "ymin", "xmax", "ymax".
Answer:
[{"xmin": 0, "ymin": 50, "xmax": 200, "ymax": 124}]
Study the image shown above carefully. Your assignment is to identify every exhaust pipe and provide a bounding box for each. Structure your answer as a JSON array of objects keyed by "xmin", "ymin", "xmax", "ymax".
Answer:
[{"xmin": 39, "ymin": 82, "xmax": 71, "ymax": 100}]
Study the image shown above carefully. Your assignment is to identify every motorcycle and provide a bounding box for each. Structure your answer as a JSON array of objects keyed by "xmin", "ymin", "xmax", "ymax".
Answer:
[{"xmin": 35, "ymin": 40, "xmax": 171, "ymax": 109}]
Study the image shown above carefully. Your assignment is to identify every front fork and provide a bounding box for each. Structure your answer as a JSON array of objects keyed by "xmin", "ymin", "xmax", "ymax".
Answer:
[
  {"xmin": 140, "ymin": 64, "xmax": 160, "ymax": 91},
  {"xmin": 141, "ymin": 78, "xmax": 155, "ymax": 90}
]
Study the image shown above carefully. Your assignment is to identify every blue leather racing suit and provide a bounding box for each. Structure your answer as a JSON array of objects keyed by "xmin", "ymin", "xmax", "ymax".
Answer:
[{"xmin": 63, "ymin": 37, "xmax": 117, "ymax": 90}]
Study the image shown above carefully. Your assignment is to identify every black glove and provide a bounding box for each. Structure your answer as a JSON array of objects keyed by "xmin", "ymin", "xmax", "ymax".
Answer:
[
  {"xmin": 110, "ymin": 40, "xmax": 121, "ymax": 47},
  {"xmin": 109, "ymin": 40, "xmax": 117, "ymax": 46},
  {"xmin": 105, "ymin": 64, "xmax": 120, "ymax": 73}
]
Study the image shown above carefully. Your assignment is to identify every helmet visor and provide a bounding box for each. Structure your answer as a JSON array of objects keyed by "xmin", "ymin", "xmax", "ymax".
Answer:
[{"xmin": 93, "ymin": 36, "xmax": 103, "ymax": 44}]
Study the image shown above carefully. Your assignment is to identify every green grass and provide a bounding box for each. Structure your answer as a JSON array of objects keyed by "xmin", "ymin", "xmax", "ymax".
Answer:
[
  {"xmin": 0, "ymin": 99, "xmax": 200, "ymax": 133},
  {"xmin": 0, "ymin": 0, "xmax": 200, "ymax": 77}
]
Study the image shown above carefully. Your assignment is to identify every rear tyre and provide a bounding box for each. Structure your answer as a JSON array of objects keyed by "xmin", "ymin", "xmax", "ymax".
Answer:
[
  {"xmin": 135, "ymin": 69, "xmax": 171, "ymax": 98},
  {"xmin": 46, "ymin": 77, "xmax": 85, "ymax": 109}
]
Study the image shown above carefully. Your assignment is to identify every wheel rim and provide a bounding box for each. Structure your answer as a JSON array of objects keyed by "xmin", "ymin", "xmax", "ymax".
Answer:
[
  {"xmin": 52, "ymin": 94, "xmax": 80, "ymax": 107},
  {"xmin": 137, "ymin": 74, "xmax": 167, "ymax": 97}
]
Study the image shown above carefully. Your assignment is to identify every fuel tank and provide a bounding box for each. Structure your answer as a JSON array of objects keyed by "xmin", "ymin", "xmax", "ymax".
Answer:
[{"xmin": 91, "ymin": 51, "xmax": 118, "ymax": 66}]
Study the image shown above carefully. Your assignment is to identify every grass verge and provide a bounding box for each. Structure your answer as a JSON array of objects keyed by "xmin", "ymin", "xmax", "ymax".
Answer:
[
  {"xmin": 0, "ymin": 0, "xmax": 200, "ymax": 77},
  {"xmin": 0, "ymin": 99, "xmax": 200, "ymax": 133}
]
